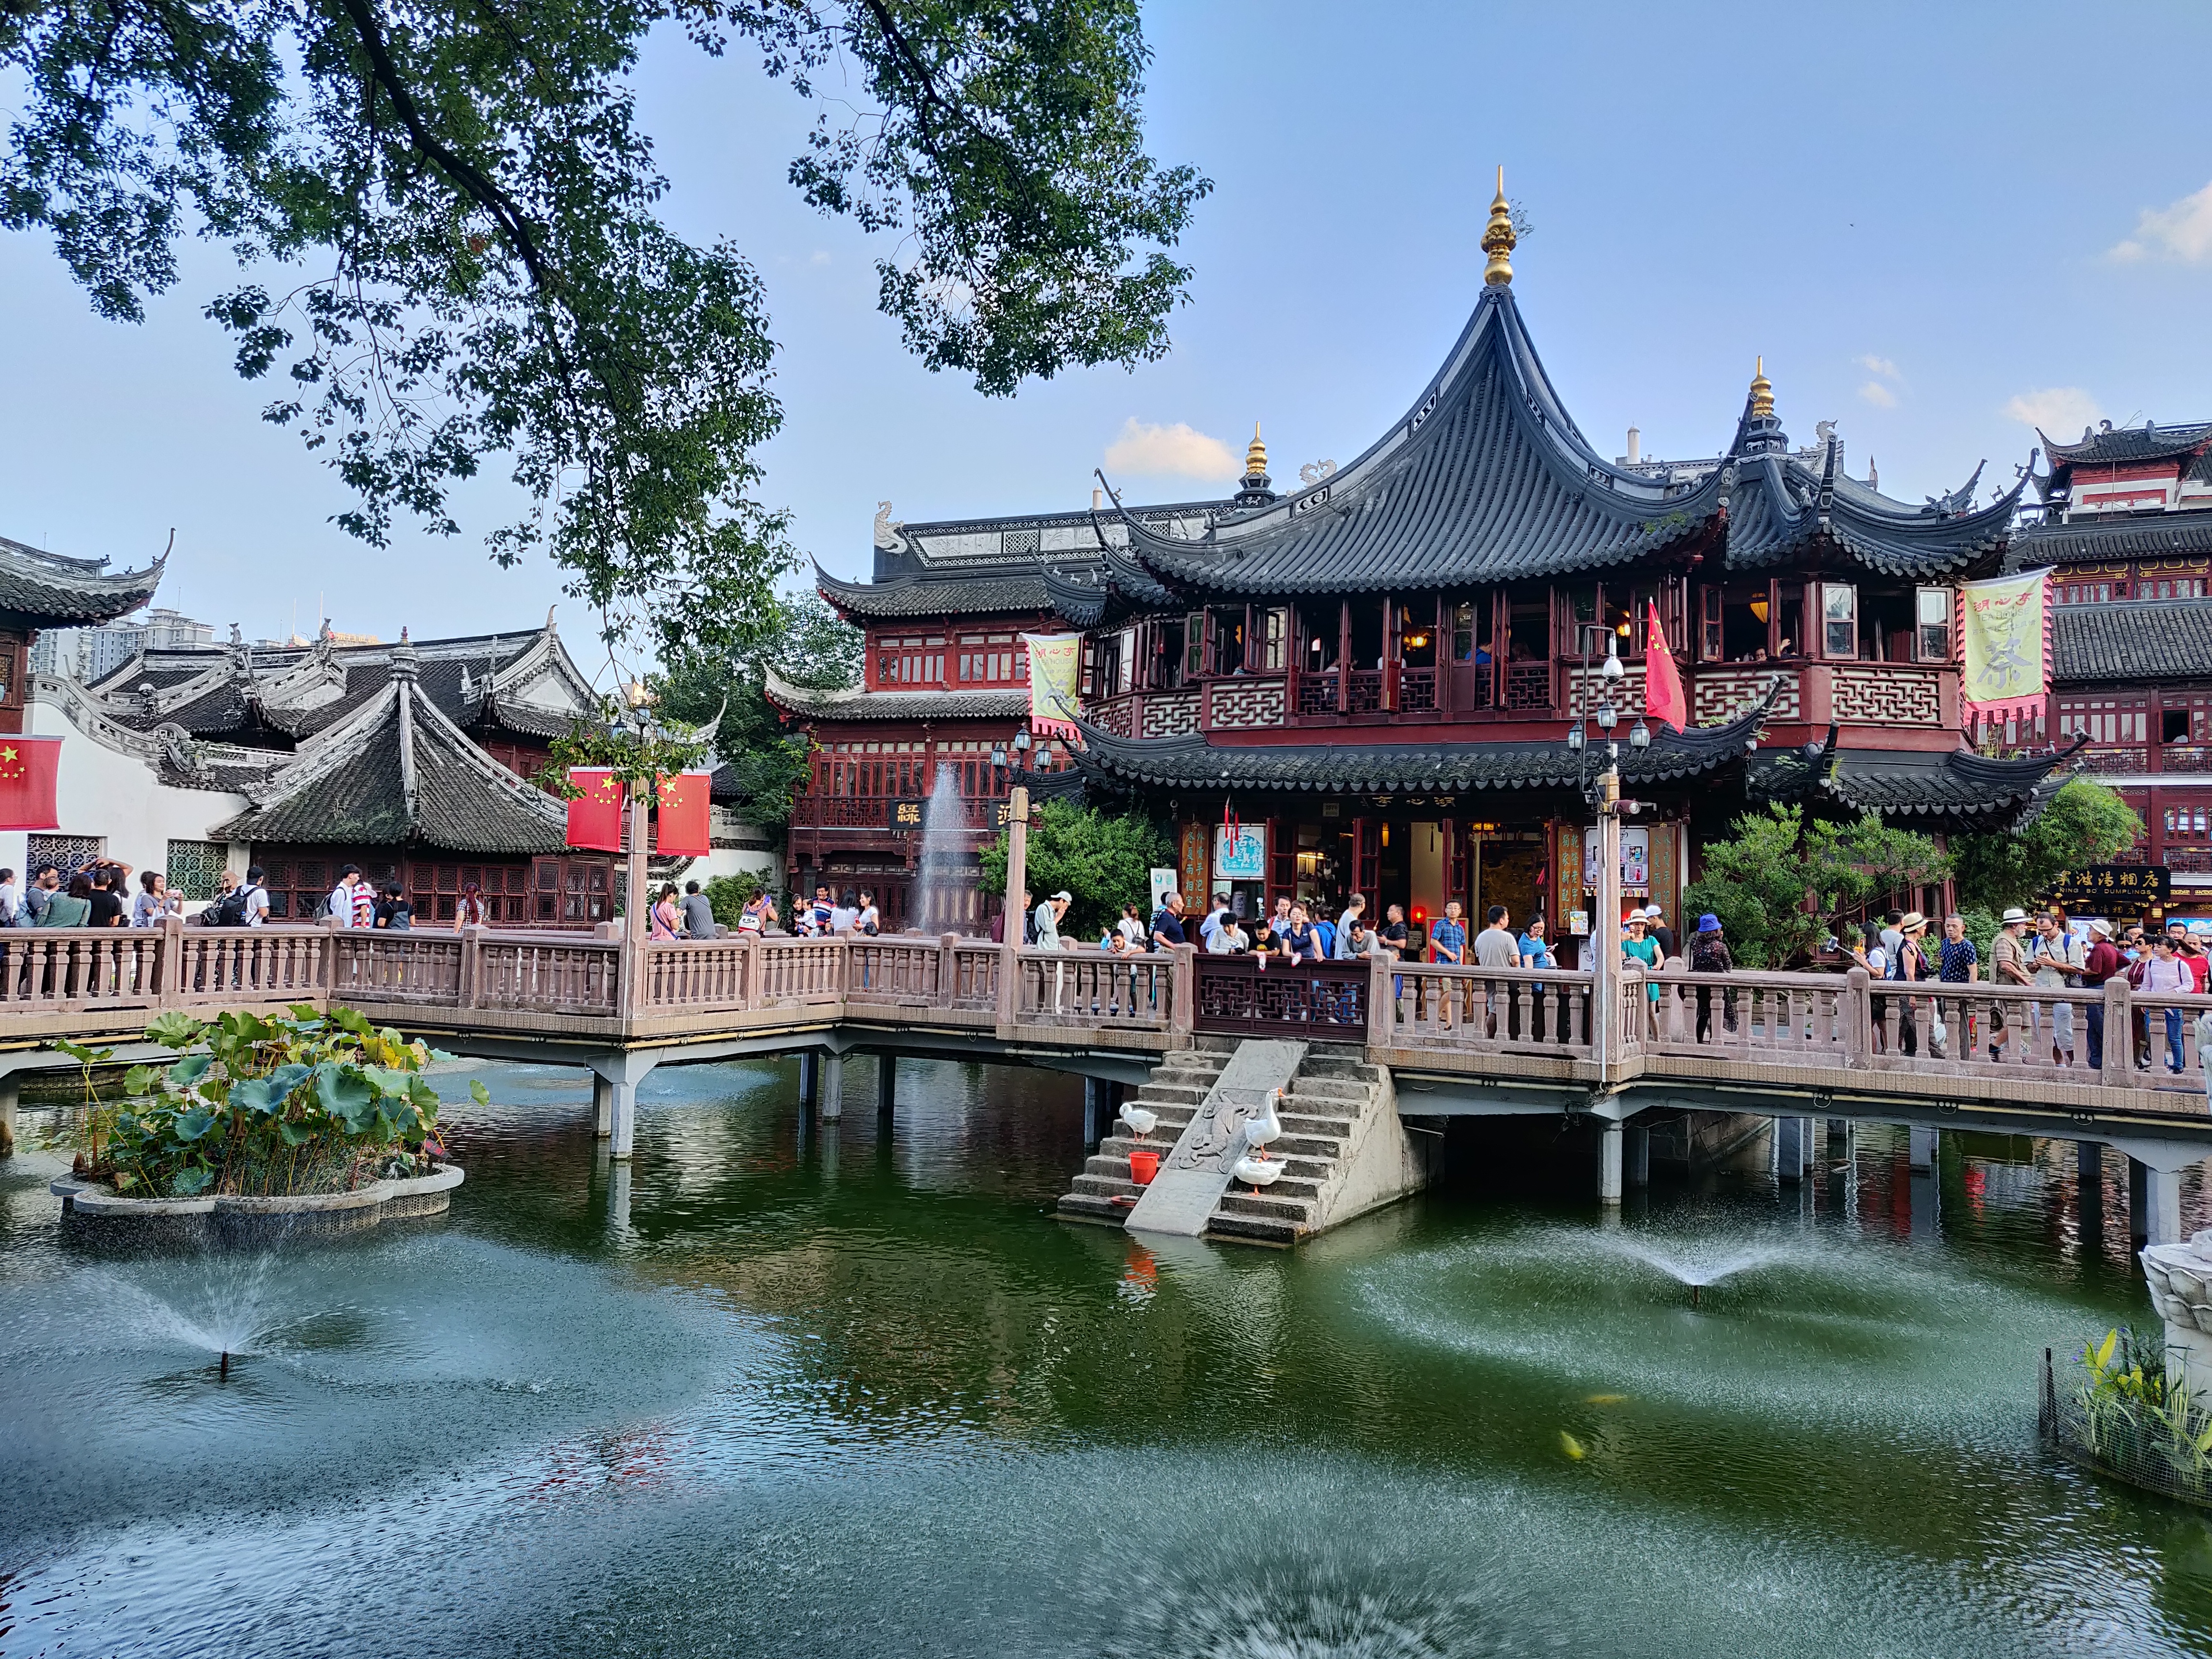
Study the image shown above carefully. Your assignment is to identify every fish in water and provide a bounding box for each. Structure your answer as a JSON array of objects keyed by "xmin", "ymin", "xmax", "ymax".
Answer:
[
  {"xmin": 1585, "ymin": 1394, "xmax": 1628, "ymax": 1406},
  {"xmin": 1559, "ymin": 1431, "xmax": 1587, "ymax": 1461}
]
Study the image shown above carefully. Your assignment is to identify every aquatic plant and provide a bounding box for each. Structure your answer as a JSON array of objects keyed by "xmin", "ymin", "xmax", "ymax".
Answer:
[
  {"xmin": 57, "ymin": 1005, "xmax": 486, "ymax": 1200},
  {"xmin": 2063, "ymin": 1327, "xmax": 2212, "ymax": 1501}
]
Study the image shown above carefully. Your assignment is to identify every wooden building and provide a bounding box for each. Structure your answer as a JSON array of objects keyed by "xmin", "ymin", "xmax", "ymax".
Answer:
[
  {"xmin": 2007, "ymin": 421, "xmax": 2212, "ymax": 914},
  {"xmin": 783, "ymin": 181, "xmax": 2074, "ymax": 942}
]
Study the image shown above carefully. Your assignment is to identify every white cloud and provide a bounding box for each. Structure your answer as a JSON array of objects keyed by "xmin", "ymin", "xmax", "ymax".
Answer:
[
  {"xmin": 2002, "ymin": 386, "xmax": 2103, "ymax": 434},
  {"xmin": 2110, "ymin": 180, "xmax": 2212, "ymax": 263},
  {"xmin": 1858, "ymin": 381, "xmax": 1898, "ymax": 409},
  {"xmin": 1856, "ymin": 355, "xmax": 1902, "ymax": 380},
  {"xmin": 1102, "ymin": 418, "xmax": 1238, "ymax": 481}
]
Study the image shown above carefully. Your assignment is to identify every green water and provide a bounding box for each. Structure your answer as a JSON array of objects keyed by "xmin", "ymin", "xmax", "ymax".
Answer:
[{"xmin": 3, "ymin": 1056, "xmax": 2211, "ymax": 1656}]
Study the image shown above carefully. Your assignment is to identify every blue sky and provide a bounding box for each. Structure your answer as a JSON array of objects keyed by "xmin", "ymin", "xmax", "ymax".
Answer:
[{"xmin": 4, "ymin": 1, "xmax": 2210, "ymax": 661}]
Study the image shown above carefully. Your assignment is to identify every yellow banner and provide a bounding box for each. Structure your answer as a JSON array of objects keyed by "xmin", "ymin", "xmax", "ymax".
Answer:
[
  {"xmin": 1022, "ymin": 632, "xmax": 1083, "ymax": 738},
  {"xmin": 1959, "ymin": 570, "xmax": 2047, "ymax": 715}
]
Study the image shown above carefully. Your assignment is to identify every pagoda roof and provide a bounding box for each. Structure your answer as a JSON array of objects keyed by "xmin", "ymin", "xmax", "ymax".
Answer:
[
  {"xmin": 2051, "ymin": 596, "xmax": 2212, "ymax": 682},
  {"xmin": 1070, "ymin": 680, "xmax": 1780, "ymax": 794},
  {"xmin": 2040, "ymin": 421, "xmax": 2212, "ymax": 470},
  {"xmin": 2008, "ymin": 510, "xmax": 2212, "ymax": 569},
  {"xmin": 0, "ymin": 533, "xmax": 164, "ymax": 626},
  {"xmin": 78, "ymin": 618, "xmax": 595, "ymax": 747},
  {"xmin": 816, "ymin": 563, "xmax": 1052, "ymax": 622},
  {"xmin": 763, "ymin": 666, "xmax": 1028, "ymax": 721},
  {"xmin": 211, "ymin": 644, "xmax": 570, "ymax": 853},
  {"xmin": 1100, "ymin": 287, "xmax": 2020, "ymax": 600},
  {"xmin": 1804, "ymin": 744, "xmax": 2081, "ymax": 830}
]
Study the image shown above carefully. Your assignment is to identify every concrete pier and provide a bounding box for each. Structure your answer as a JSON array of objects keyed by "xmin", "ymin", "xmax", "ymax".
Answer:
[
  {"xmin": 1775, "ymin": 1116, "xmax": 1814, "ymax": 1184},
  {"xmin": 798, "ymin": 1051, "xmax": 819, "ymax": 1115},
  {"xmin": 585, "ymin": 1051, "xmax": 658, "ymax": 1160},
  {"xmin": 1599, "ymin": 1120, "xmax": 1623, "ymax": 1205},
  {"xmin": 0, "ymin": 1072, "xmax": 20, "ymax": 1157},
  {"xmin": 877, "ymin": 1055, "xmax": 896, "ymax": 1121},
  {"xmin": 1083, "ymin": 1077, "xmax": 1113, "ymax": 1149},
  {"xmin": 1624, "ymin": 1122, "xmax": 1649, "ymax": 1188},
  {"xmin": 1909, "ymin": 1126, "xmax": 1937, "ymax": 1171},
  {"xmin": 820, "ymin": 1053, "xmax": 843, "ymax": 1121}
]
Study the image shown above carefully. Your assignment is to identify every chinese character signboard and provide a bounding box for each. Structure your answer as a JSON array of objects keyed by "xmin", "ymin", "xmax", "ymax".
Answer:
[
  {"xmin": 1960, "ymin": 569, "xmax": 2049, "ymax": 727},
  {"xmin": 888, "ymin": 799, "xmax": 926, "ymax": 832},
  {"xmin": 2047, "ymin": 864, "xmax": 2169, "ymax": 912},
  {"xmin": 1213, "ymin": 823, "xmax": 1267, "ymax": 882}
]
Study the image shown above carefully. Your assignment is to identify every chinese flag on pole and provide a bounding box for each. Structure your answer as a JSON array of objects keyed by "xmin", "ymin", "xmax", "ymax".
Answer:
[
  {"xmin": 654, "ymin": 772, "xmax": 712, "ymax": 857},
  {"xmin": 1644, "ymin": 601, "xmax": 1686, "ymax": 733},
  {"xmin": 0, "ymin": 736, "xmax": 61, "ymax": 830},
  {"xmin": 565, "ymin": 769, "xmax": 626, "ymax": 851}
]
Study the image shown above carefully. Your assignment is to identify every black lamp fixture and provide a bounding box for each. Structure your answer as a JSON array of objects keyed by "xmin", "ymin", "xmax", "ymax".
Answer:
[{"xmin": 1629, "ymin": 720, "xmax": 1650, "ymax": 750}]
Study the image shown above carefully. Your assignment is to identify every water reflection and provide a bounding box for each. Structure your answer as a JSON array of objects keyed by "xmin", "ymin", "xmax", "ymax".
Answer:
[{"xmin": 4, "ymin": 1058, "xmax": 2212, "ymax": 1656}]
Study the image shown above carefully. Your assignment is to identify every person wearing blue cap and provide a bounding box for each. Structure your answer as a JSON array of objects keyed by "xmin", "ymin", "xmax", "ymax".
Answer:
[{"xmin": 1688, "ymin": 912, "xmax": 1736, "ymax": 1043}]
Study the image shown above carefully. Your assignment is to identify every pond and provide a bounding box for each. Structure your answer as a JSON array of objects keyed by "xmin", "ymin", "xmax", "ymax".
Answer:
[{"xmin": 5, "ymin": 1055, "xmax": 2212, "ymax": 1657}]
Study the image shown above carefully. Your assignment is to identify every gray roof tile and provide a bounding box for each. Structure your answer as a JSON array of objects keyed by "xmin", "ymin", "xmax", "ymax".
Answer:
[
  {"xmin": 0, "ymin": 535, "xmax": 162, "ymax": 625},
  {"xmin": 2051, "ymin": 597, "xmax": 2212, "ymax": 682}
]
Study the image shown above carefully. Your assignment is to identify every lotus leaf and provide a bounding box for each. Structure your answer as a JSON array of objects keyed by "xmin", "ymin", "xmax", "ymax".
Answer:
[
  {"xmin": 172, "ymin": 1108, "xmax": 221, "ymax": 1143},
  {"xmin": 170, "ymin": 1166, "xmax": 215, "ymax": 1196},
  {"xmin": 167, "ymin": 1054, "xmax": 215, "ymax": 1086},
  {"xmin": 145, "ymin": 1012, "xmax": 205, "ymax": 1049}
]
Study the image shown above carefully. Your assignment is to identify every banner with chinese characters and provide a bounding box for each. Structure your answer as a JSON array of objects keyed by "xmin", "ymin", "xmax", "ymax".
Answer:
[
  {"xmin": 1960, "ymin": 569, "xmax": 2050, "ymax": 726},
  {"xmin": 1022, "ymin": 632, "xmax": 1083, "ymax": 739},
  {"xmin": 1213, "ymin": 823, "xmax": 1267, "ymax": 882},
  {"xmin": 2047, "ymin": 864, "xmax": 2169, "ymax": 914}
]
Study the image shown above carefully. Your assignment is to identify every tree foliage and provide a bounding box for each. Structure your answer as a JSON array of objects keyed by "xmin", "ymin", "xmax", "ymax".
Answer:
[
  {"xmin": 979, "ymin": 798, "xmax": 1167, "ymax": 939},
  {"xmin": 1950, "ymin": 778, "xmax": 2144, "ymax": 914},
  {"xmin": 1683, "ymin": 806, "xmax": 1949, "ymax": 969},
  {"xmin": 1, "ymin": 0, "xmax": 1208, "ymax": 662}
]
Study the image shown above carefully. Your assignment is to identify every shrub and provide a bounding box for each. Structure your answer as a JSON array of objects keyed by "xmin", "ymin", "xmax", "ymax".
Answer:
[{"xmin": 58, "ymin": 1005, "xmax": 484, "ymax": 1200}]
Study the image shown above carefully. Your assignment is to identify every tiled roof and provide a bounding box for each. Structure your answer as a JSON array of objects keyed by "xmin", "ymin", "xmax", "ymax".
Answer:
[
  {"xmin": 1117, "ymin": 289, "xmax": 1726, "ymax": 597},
  {"xmin": 1071, "ymin": 683, "xmax": 1779, "ymax": 795},
  {"xmin": 2041, "ymin": 422, "xmax": 2212, "ymax": 469},
  {"xmin": 1811, "ymin": 745, "xmax": 2079, "ymax": 827},
  {"xmin": 1719, "ymin": 446, "xmax": 2018, "ymax": 579},
  {"xmin": 816, "ymin": 565, "xmax": 1052, "ymax": 620},
  {"xmin": 2051, "ymin": 597, "xmax": 2212, "ymax": 682},
  {"xmin": 0, "ymin": 534, "xmax": 163, "ymax": 625},
  {"xmin": 212, "ymin": 654, "xmax": 569, "ymax": 853},
  {"xmin": 763, "ymin": 667, "xmax": 1029, "ymax": 721},
  {"xmin": 2009, "ymin": 512, "xmax": 2212, "ymax": 568}
]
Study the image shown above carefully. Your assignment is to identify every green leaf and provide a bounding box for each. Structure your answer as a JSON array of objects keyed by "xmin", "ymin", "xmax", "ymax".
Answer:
[
  {"xmin": 277, "ymin": 1117, "xmax": 318, "ymax": 1147},
  {"xmin": 265, "ymin": 1062, "xmax": 314, "ymax": 1100},
  {"xmin": 469, "ymin": 1079, "xmax": 491, "ymax": 1106},
  {"xmin": 56, "ymin": 1038, "xmax": 115, "ymax": 1066},
  {"xmin": 229, "ymin": 1077, "xmax": 279, "ymax": 1116},
  {"xmin": 123, "ymin": 1065, "xmax": 157, "ymax": 1096},
  {"xmin": 144, "ymin": 1012, "xmax": 205, "ymax": 1050},
  {"xmin": 167, "ymin": 1054, "xmax": 215, "ymax": 1087},
  {"xmin": 172, "ymin": 1108, "xmax": 221, "ymax": 1143},
  {"xmin": 315, "ymin": 1063, "xmax": 379, "ymax": 1133},
  {"xmin": 170, "ymin": 1166, "xmax": 215, "ymax": 1196}
]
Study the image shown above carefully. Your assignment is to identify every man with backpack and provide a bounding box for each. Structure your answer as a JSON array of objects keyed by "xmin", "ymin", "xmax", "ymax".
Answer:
[{"xmin": 207, "ymin": 866, "xmax": 268, "ymax": 927}]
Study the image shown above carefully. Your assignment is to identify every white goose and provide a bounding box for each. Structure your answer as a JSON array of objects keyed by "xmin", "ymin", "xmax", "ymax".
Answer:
[
  {"xmin": 1118, "ymin": 1103, "xmax": 1160, "ymax": 1143},
  {"xmin": 1232, "ymin": 1089, "xmax": 1286, "ymax": 1190}
]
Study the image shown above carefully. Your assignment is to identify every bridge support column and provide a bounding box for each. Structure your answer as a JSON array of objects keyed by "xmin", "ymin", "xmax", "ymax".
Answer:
[
  {"xmin": 1776, "ymin": 1116, "xmax": 1813, "ymax": 1184},
  {"xmin": 1909, "ymin": 1126, "xmax": 1937, "ymax": 1171},
  {"xmin": 877, "ymin": 1055, "xmax": 896, "ymax": 1122},
  {"xmin": 585, "ymin": 1051, "xmax": 659, "ymax": 1161},
  {"xmin": 820, "ymin": 1053, "xmax": 843, "ymax": 1122},
  {"xmin": 0, "ymin": 1071, "xmax": 18, "ymax": 1158},
  {"xmin": 2124, "ymin": 1157, "xmax": 2186, "ymax": 1250},
  {"xmin": 798, "ymin": 1051, "xmax": 819, "ymax": 1115},
  {"xmin": 1599, "ymin": 1121, "xmax": 1623, "ymax": 1206},
  {"xmin": 592, "ymin": 1073, "xmax": 614, "ymax": 1138},
  {"xmin": 1624, "ymin": 1122, "xmax": 1649, "ymax": 1188},
  {"xmin": 2078, "ymin": 1141, "xmax": 2104, "ymax": 1241},
  {"xmin": 1083, "ymin": 1077, "xmax": 1113, "ymax": 1149}
]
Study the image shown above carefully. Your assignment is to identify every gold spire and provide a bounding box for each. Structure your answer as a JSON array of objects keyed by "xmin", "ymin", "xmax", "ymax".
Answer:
[
  {"xmin": 1749, "ymin": 356, "xmax": 1774, "ymax": 421},
  {"xmin": 1481, "ymin": 165, "xmax": 1516, "ymax": 287},
  {"xmin": 1245, "ymin": 422, "xmax": 1267, "ymax": 478}
]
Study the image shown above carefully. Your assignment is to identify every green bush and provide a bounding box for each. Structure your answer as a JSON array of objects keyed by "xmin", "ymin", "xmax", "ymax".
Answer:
[
  {"xmin": 702, "ymin": 870, "xmax": 770, "ymax": 927},
  {"xmin": 979, "ymin": 800, "xmax": 1173, "ymax": 941},
  {"xmin": 59, "ymin": 1005, "xmax": 483, "ymax": 1200},
  {"xmin": 1951, "ymin": 777, "xmax": 2143, "ymax": 913}
]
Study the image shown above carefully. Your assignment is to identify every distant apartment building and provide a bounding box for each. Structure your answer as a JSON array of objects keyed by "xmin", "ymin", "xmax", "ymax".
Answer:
[{"xmin": 30, "ymin": 605, "xmax": 216, "ymax": 680}]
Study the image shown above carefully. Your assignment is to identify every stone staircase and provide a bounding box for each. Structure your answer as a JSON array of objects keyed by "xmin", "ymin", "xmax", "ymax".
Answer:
[
  {"xmin": 1206, "ymin": 1048, "xmax": 1383, "ymax": 1247},
  {"xmin": 1057, "ymin": 1042, "xmax": 1415, "ymax": 1249},
  {"xmin": 1055, "ymin": 1045, "xmax": 1230, "ymax": 1226}
]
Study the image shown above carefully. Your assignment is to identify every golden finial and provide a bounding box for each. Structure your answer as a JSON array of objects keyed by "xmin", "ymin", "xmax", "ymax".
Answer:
[
  {"xmin": 1749, "ymin": 356, "xmax": 1774, "ymax": 421},
  {"xmin": 1481, "ymin": 165, "xmax": 1516, "ymax": 287},
  {"xmin": 1245, "ymin": 422, "xmax": 1267, "ymax": 478}
]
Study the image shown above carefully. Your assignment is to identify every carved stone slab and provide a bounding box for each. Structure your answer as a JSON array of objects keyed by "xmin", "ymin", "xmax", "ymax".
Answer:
[{"xmin": 1126, "ymin": 1039, "xmax": 1305, "ymax": 1238}]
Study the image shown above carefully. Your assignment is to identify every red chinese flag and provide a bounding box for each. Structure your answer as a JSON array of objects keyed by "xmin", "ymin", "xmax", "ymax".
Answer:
[
  {"xmin": 653, "ymin": 772, "xmax": 712, "ymax": 857},
  {"xmin": 1644, "ymin": 601, "xmax": 1686, "ymax": 733},
  {"xmin": 566, "ymin": 769, "xmax": 625, "ymax": 851},
  {"xmin": 0, "ymin": 736, "xmax": 61, "ymax": 830}
]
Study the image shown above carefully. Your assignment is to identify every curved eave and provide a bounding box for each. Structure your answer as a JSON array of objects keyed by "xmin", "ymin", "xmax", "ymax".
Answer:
[
  {"xmin": 1071, "ymin": 680, "xmax": 1780, "ymax": 795},
  {"xmin": 815, "ymin": 561, "xmax": 1050, "ymax": 622},
  {"xmin": 1725, "ymin": 458, "xmax": 2021, "ymax": 578},
  {"xmin": 1815, "ymin": 739, "xmax": 2084, "ymax": 829},
  {"xmin": 0, "ymin": 549, "xmax": 166, "ymax": 626},
  {"xmin": 1109, "ymin": 287, "xmax": 1724, "ymax": 597},
  {"xmin": 763, "ymin": 667, "xmax": 1027, "ymax": 723}
]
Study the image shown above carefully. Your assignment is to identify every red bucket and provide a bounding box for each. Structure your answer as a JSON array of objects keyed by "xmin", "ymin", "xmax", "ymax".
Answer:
[{"xmin": 1128, "ymin": 1149, "xmax": 1161, "ymax": 1186}]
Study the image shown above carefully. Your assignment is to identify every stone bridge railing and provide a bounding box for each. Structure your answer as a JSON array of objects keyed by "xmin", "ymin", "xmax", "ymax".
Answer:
[{"xmin": 4, "ymin": 920, "xmax": 2209, "ymax": 1121}]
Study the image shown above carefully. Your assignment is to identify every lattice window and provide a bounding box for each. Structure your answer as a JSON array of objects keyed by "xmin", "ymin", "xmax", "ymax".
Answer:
[
  {"xmin": 166, "ymin": 839, "xmax": 229, "ymax": 901},
  {"xmin": 1000, "ymin": 528, "xmax": 1041, "ymax": 556},
  {"xmin": 26, "ymin": 834, "xmax": 103, "ymax": 882}
]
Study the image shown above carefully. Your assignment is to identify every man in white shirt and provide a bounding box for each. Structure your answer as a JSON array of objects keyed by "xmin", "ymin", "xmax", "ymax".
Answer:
[
  {"xmin": 1336, "ymin": 893, "xmax": 1367, "ymax": 951},
  {"xmin": 329, "ymin": 866, "xmax": 363, "ymax": 926},
  {"xmin": 0, "ymin": 868, "xmax": 16, "ymax": 927},
  {"xmin": 241, "ymin": 865, "xmax": 270, "ymax": 926},
  {"xmin": 1197, "ymin": 893, "xmax": 1230, "ymax": 949},
  {"xmin": 1033, "ymin": 890, "xmax": 1070, "ymax": 950}
]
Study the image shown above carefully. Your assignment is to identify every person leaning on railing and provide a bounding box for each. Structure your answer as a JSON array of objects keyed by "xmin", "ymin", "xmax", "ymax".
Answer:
[{"xmin": 1687, "ymin": 914, "xmax": 1735, "ymax": 1042}]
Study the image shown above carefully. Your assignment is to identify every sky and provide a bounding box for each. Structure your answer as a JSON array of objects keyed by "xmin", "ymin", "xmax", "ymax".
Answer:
[{"xmin": 4, "ymin": 1, "xmax": 2211, "ymax": 667}]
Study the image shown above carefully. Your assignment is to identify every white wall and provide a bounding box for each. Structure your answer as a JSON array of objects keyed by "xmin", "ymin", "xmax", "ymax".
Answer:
[{"xmin": 0, "ymin": 698, "xmax": 249, "ymax": 884}]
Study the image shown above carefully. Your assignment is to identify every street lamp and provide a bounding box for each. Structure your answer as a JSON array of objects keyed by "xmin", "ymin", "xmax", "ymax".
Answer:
[
  {"xmin": 1012, "ymin": 728, "xmax": 1033, "ymax": 769},
  {"xmin": 1629, "ymin": 719, "xmax": 1650, "ymax": 750}
]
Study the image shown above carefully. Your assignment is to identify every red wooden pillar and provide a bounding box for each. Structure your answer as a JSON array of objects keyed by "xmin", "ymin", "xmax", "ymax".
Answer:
[
  {"xmin": 1354, "ymin": 817, "xmax": 1381, "ymax": 900},
  {"xmin": 1267, "ymin": 814, "xmax": 1296, "ymax": 907}
]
